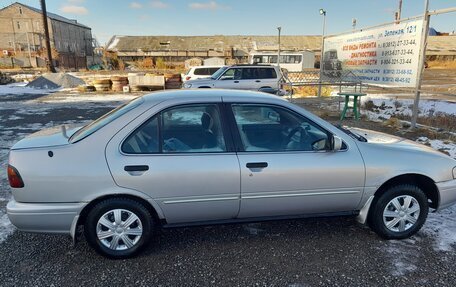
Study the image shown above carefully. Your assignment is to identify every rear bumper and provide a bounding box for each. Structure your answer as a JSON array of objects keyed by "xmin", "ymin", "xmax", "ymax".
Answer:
[
  {"xmin": 437, "ymin": 179, "xmax": 456, "ymax": 210},
  {"xmin": 6, "ymin": 200, "xmax": 85, "ymax": 234}
]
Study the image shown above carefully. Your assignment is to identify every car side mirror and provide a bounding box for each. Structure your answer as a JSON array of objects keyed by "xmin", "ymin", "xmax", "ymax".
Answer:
[{"xmin": 332, "ymin": 135, "xmax": 343, "ymax": 151}]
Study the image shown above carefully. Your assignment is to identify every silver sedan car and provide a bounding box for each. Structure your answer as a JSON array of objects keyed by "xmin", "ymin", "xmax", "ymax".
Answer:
[{"xmin": 6, "ymin": 90, "xmax": 456, "ymax": 258}]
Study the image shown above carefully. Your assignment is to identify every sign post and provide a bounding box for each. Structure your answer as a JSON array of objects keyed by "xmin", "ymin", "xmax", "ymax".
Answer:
[
  {"xmin": 323, "ymin": 19, "xmax": 424, "ymax": 88},
  {"xmin": 411, "ymin": 0, "xmax": 430, "ymax": 129}
]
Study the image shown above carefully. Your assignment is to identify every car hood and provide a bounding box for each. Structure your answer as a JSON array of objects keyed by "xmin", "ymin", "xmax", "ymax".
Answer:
[
  {"xmin": 350, "ymin": 127, "xmax": 449, "ymax": 158},
  {"xmin": 11, "ymin": 125, "xmax": 82, "ymax": 150}
]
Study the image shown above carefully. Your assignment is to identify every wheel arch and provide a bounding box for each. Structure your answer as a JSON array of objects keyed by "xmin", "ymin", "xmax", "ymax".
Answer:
[
  {"xmin": 77, "ymin": 194, "xmax": 165, "ymax": 229},
  {"xmin": 374, "ymin": 173, "xmax": 439, "ymax": 209}
]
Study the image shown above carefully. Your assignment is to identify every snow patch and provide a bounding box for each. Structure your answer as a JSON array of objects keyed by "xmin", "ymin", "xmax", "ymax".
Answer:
[
  {"xmin": 0, "ymin": 82, "xmax": 59, "ymax": 96},
  {"xmin": 42, "ymin": 94, "xmax": 138, "ymax": 103},
  {"xmin": 0, "ymin": 210, "xmax": 14, "ymax": 244},
  {"xmin": 416, "ymin": 137, "xmax": 456, "ymax": 159},
  {"xmin": 360, "ymin": 95, "xmax": 456, "ymax": 121},
  {"xmin": 106, "ymin": 36, "xmax": 122, "ymax": 51},
  {"xmin": 384, "ymin": 239, "xmax": 418, "ymax": 276},
  {"xmin": 423, "ymin": 205, "xmax": 456, "ymax": 252}
]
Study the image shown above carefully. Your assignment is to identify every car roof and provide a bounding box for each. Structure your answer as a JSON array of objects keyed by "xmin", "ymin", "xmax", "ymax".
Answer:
[
  {"xmin": 191, "ymin": 66, "xmax": 223, "ymax": 69},
  {"xmin": 231, "ymin": 64, "xmax": 275, "ymax": 67},
  {"xmin": 141, "ymin": 89, "xmax": 287, "ymax": 104}
]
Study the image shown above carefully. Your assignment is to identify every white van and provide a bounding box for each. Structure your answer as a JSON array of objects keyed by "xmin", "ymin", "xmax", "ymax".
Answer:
[
  {"xmin": 250, "ymin": 51, "xmax": 315, "ymax": 72},
  {"xmin": 182, "ymin": 66, "xmax": 223, "ymax": 82}
]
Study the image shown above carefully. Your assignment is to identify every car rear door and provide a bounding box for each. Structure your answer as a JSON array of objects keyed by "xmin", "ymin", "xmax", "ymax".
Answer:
[
  {"xmin": 227, "ymin": 103, "xmax": 365, "ymax": 218},
  {"xmin": 238, "ymin": 68, "xmax": 260, "ymax": 90},
  {"xmin": 105, "ymin": 100, "xmax": 241, "ymax": 224},
  {"xmin": 256, "ymin": 67, "xmax": 280, "ymax": 90}
]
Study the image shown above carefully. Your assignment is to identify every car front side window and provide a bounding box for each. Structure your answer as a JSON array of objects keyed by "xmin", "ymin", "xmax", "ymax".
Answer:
[
  {"xmin": 220, "ymin": 68, "xmax": 241, "ymax": 80},
  {"xmin": 232, "ymin": 104, "xmax": 330, "ymax": 152}
]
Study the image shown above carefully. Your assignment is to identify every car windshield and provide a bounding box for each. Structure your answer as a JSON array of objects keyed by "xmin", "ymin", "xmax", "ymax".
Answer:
[
  {"xmin": 335, "ymin": 125, "xmax": 367, "ymax": 142},
  {"xmin": 211, "ymin": 66, "xmax": 228, "ymax": 79},
  {"xmin": 69, "ymin": 97, "xmax": 144, "ymax": 143}
]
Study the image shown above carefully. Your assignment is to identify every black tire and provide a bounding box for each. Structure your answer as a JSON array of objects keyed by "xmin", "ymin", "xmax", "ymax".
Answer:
[
  {"xmin": 369, "ymin": 184, "xmax": 428, "ymax": 239},
  {"xmin": 84, "ymin": 198, "xmax": 154, "ymax": 259}
]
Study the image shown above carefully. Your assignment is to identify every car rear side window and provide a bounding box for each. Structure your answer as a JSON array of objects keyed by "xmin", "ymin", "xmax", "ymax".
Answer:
[
  {"xmin": 122, "ymin": 116, "xmax": 159, "ymax": 154},
  {"xmin": 193, "ymin": 68, "xmax": 208, "ymax": 75},
  {"xmin": 257, "ymin": 68, "xmax": 277, "ymax": 79},
  {"xmin": 161, "ymin": 105, "xmax": 226, "ymax": 153},
  {"xmin": 122, "ymin": 104, "xmax": 227, "ymax": 154}
]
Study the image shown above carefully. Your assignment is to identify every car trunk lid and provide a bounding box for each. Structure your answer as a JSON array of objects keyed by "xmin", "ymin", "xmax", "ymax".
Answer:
[{"xmin": 11, "ymin": 125, "xmax": 82, "ymax": 150}]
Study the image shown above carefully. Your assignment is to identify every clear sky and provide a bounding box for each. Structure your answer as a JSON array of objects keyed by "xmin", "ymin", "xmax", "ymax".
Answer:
[{"xmin": 3, "ymin": 0, "xmax": 455, "ymax": 45}]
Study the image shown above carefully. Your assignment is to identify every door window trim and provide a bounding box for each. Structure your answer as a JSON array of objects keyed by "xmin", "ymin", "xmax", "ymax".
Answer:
[{"xmin": 120, "ymin": 103, "xmax": 236, "ymax": 155}]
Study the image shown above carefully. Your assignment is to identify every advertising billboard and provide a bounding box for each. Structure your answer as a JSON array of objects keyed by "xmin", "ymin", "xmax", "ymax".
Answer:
[{"xmin": 323, "ymin": 19, "xmax": 424, "ymax": 87}]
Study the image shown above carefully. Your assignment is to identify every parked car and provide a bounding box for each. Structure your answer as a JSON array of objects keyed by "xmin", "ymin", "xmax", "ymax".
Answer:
[
  {"xmin": 182, "ymin": 64, "xmax": 284, "ymax": 94},
  {"xmin": 181, "ymin": 66, "xmax": 223, "ymax": 82},
  {"xmin": 7, "ymin": 90, "xmax": 456, "ymax": 258}
]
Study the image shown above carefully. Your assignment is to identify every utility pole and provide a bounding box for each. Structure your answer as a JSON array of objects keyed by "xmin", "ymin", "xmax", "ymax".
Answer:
[
  {"xmin": 318, "ymin": 9, "xmax": 326, "ymax": 97},
  {"xmin": 277, "ymin": 27, "xmax": 281, "ymax": 68},
  {"xmin": 40, "ymin": 0, "xmax": 56, "ymax": 72},
  {"xmin": 396, "ymin": 0, "xmax": 403, "ymax": 21},
  {"xmin": 411, "ymin": 0, "xmax": 430, "ymax": 128}
]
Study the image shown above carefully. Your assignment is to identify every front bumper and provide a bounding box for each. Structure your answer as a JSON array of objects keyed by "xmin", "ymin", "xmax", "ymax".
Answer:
[
  {"xmin": 6, "ymin": 200, "xmax": 85, "ymax": 234},
  {"xmin": 437, "ymin": 179, "xmax": 456, "ymax": 210}
]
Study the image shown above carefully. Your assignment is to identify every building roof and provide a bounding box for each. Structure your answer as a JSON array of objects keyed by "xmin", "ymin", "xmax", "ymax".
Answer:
[
  {"xmin": 106, "ymin": 34, "xmax": 456, "ymax": 56},
  {"xmin": 427, "ymin": 36, "xmax": 456, "ymax": 55},
  {"xmin": 0, "ymin": 2, "xmax": 90, "ymax": 29},
  {"xmin": 106, "ymin": 35, "xmax": 322, "ymax": 53}
]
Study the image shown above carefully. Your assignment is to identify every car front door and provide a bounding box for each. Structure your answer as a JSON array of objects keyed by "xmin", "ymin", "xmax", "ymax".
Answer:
[
  {"xmin": 214, "ymin": 68, "xmax": 242, "ymax": 89},
  {"xmin": 106, "ymin": 102, "xmax": 241, "ymax": 224},
  {"xmin": 228, "ymin": 103, "xmax": 365, "ymax": 218}
]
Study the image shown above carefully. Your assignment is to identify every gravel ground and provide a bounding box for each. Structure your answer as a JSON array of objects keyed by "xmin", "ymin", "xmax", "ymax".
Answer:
[{"xmin": 0, "ymin": 90, "xmax": 456, "ymax": 286}]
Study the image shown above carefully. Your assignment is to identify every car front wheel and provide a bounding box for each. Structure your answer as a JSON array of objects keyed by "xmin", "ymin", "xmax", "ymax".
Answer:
[
  {"xmin": 369, "ymin": 184, "xmax": 428, "ymax": 239},
  {"xmin": 84, "ymin": 198, "xmax": 154, "ymax": 258}
]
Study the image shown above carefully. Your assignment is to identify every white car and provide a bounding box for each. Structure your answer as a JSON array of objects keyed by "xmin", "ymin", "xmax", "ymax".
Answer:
[
  {"xmin": 182, "ymin": 65, "xmax": 283, "ymax": 93},
  {"xmin": 182, "ymin": 66, "xmax": 223, "ymax": 82}
]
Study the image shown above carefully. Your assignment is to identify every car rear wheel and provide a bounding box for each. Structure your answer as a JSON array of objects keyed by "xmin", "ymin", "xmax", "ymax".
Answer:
[
  {"xmin": 84, "ymin": 198, "xmax": 154, "ymax": 259},
  {"xmin": 369, "ymin": 184, "xmax": 428, "ymax": 239}
]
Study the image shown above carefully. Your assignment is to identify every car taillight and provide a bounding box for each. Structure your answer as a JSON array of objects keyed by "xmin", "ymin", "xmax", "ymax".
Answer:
[
  {"xmin": 186, "ymin": 76, "xmax": 191, "ymax": 81},
  {"xmin": 8, "ymin": 164, "xmax": 24, "ymax": 188}
]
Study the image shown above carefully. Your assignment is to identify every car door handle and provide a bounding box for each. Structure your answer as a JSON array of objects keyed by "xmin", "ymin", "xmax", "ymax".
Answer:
[
  {"xmin": 124, "ymin": 165, "xmax": 149, "ymax": 172},
  {"xmin": 246, "ymin": 162, "xmax": 268, "ymax": 169},
  {"xmin": 255, "ymin": 80, "xmax": 261, "ymax": 83},
  {"xmin": 234, "ymin": 80, "xmax": 239, "ymax": 83}
]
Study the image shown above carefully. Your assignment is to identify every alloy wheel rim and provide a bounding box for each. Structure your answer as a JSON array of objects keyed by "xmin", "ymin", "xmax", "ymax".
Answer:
[
  {"xmin": 383, "ymin": 195, "xmax": 420, "ymax": 232},
  {"xmin": 96, "ymin": 209, "xmax": 143, "ymax": 251}
]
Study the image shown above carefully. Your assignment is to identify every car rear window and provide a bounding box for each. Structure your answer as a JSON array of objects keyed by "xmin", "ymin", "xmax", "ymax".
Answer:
[{"xmin": 69, "ymin": 97, "xmax": 144, "ymax": 143}]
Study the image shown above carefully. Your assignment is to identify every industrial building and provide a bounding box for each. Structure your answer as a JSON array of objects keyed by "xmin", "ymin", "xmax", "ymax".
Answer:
[
  {"xmin": 0, "ymin": 2, "xmax": 93, "ymax": 69},
  {"xmin": 106, "ymin": 34, "xmax": 456, "ymax": 68},
  {"xmin": 105, "ymin": 35, "xmax": 321, "ymax": 67}
]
